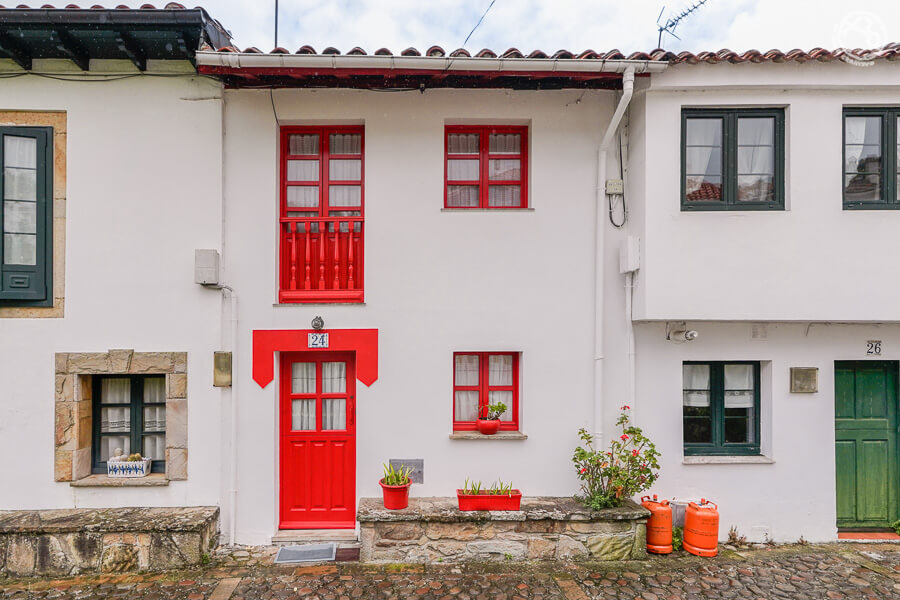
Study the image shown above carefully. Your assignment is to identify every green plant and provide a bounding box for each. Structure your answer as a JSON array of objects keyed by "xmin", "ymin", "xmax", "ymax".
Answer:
[
  {"xmin": 200, "ymin": 552, "xmax": 211, "ymax": 566},
  {"xmin": 460, "ymin": 477, "xmax": 515, "ymax": 495},
  {"xmin": 891, "ymin": 519, "xmax": 900, "ymax": 536},
  {"xmin": 672, "ymin": 526, "xmax": 683, "ymax": 551},
  {"xmin": 382, "ymin": 463, "xmax": 412, "ymax": 486},
  {"xmin": 571, "ymin": 406, "xmax": 661, "ymax": 509},
  {"xmin": 503, "ymin": 552, "xmax": 513, "ymax": 561},
  {"xmin": 480, "ymin": 402, "xmax": 507, "ymax": 421}
]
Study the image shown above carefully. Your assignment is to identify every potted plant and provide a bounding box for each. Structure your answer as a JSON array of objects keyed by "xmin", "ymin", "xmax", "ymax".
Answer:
[
  {"xmin": 475, "ymin": 401, "xmax": 507, "ymax": 435},
  {"xmin": 457, "ymin": 478, "xmax": 522, "ymax": 511},
  {"xmin": 107, "ymin": 449, "xmax": 152, "ymax": 478},
  {"xmin": 379, "ymin": 463, "xmax": 413, "ymax": 510}
]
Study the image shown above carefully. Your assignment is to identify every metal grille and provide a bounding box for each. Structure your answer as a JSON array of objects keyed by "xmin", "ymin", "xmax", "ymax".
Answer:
[{"xmin": 274, "ymin": 543, "xmax": 336, "ymax": 564}]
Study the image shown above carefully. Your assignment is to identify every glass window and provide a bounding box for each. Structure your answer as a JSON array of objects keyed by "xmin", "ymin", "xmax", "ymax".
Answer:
[
  {"xmin": 93, "ymin": 375, "xmax": 166, "ymax": 473},
  {"xmin": 452, "ymin": 352, "xmax": 519, "ymax": 430},
  {"xmin": 683, "ymin": 362, "xmax": 760, "ymax": 455},
  {"xmin": 842, "ymin": 109, "xmax": 900, "ymax": 208},
  {"xmin": 445, "ymin": 127, "xmax": 528, "ymax": 208}
]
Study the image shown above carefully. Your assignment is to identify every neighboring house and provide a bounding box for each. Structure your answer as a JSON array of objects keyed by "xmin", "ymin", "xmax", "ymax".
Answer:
[{"xmin": 1, "ymin": 4, "xmax": 899, "ymax": 547}]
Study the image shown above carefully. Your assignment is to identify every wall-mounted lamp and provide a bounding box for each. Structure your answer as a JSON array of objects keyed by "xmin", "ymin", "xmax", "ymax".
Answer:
[{"xmin": 667, "ymin": 322, "xmax": 699, "ymax": 343}]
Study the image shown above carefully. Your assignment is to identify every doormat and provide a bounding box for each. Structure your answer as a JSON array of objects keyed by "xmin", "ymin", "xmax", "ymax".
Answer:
[{"xmin": 274, "ymin": 543, "xmax": 337, "ymax": 564}]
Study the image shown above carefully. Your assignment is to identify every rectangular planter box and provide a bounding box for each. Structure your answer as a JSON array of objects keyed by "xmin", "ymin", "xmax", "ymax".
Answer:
[
  {"xmin": 456, "ymin": 490, "xmax": 522, "ymax": 511},
  {"xmin": 107, "ymin": 458, "xmax": 152, "ymax": 478}
]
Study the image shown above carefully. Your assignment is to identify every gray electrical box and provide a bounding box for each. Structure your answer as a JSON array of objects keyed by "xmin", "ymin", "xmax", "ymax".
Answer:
[
  {"xmin": 389, "ymin": 459, "xmax": 424, "ymax": 484},
  {"xmin": 194, "ymin": 249, "xmax": 220, "ymax": 285}
]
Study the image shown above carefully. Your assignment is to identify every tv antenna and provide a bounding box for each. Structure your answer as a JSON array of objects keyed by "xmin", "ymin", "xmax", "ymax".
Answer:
[{"xmin": 656, "ymin": 1, "xmax": 710, "ymax": 49}]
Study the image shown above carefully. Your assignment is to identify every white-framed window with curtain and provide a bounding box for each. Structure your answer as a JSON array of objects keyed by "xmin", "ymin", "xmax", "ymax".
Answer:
[
  {"xmin": 445, "ymin": 126, "xmax": 528, "ymax": 209},
  {"xmin": 453, "ymin": 352, "xmax": 519, "ymax": 430},
  {"xmin": 93, "ymin": 375, "xmax": 166, "ymax": 473},
  {"xmin": 683, "ymin": 361, "xmax": 760, "ymax": 456}
]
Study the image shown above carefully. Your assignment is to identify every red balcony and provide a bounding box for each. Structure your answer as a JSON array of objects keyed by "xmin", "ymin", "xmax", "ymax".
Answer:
[{"xmin": 279, "ymin": 216, "xmax": 364, "ymax": 303}]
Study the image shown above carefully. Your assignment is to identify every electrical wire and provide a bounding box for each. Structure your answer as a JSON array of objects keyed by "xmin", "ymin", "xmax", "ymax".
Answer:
[
  {"xmin": 608, "ymin": 90, "xmax": 627, "ymax": 228},
  {"xmin": 443, "ymin": 0, "xmax": 499, "ymax": 74},
  {"xmin": 0, "ymin": 71, "xmax": 220, "ymax": 83}
]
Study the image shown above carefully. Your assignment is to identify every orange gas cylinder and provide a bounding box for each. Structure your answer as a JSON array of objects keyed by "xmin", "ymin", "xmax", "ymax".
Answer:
[
  {"xmin": 640, "ymin": 494, "xmax": 673, "ymax": 554},
  {"xmin": 683, "ymin": 498, "xmax": 719, "ymax": 557}
]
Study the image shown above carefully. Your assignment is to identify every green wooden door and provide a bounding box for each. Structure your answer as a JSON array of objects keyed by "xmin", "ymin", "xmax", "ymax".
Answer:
[{"xmin": 834, "ymin": 361, "xmax": 899, "ymax": 529}]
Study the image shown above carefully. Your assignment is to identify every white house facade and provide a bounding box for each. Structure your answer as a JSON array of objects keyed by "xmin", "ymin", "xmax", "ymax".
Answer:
[{"xmin": 1, "ymin": 4, "xmax": 899, "ymax": 548}]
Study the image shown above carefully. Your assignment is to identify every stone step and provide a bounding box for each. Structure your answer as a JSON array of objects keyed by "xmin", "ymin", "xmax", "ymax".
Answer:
[{"xmin": 271, "ymin": 529, "xmax": 359, "ymax": 544}]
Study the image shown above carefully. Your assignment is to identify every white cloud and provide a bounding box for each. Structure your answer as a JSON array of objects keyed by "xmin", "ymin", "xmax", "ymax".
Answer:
[{"xmin": 40, "ymin": 1, "xmax": 900, "ymax": 54}]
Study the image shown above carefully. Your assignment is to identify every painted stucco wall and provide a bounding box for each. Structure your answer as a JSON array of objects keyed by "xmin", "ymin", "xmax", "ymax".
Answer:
[{"xmin": 0, "ymin": 62, "xmax": 225, "ymax": 510}]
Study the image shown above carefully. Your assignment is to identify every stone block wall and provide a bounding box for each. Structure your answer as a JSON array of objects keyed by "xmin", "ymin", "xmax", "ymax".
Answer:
[
  {"xmin": 358, "ymin": 497, "xmax": 648, "ymax": 563},
  {"xmin": 0, "ymin": 507, "xmax": 218, "ymax": 578}
]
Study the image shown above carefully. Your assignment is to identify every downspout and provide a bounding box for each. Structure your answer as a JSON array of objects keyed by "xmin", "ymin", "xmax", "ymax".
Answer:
[{"xmin": 594, "ymin": 67, "xmax": 634, "ymax": 444}]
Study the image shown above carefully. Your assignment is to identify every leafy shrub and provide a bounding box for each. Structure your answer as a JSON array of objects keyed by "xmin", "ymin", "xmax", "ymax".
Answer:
[
  {"xmin": 460, "ymin": 477, "xmax": 515, "ymax": 495},
  {"xmin": 381, "ymin": 463, "xmax": 412, "ymax": 486},
  {"xmin": 480, "ymin": 402, "xmax": 507, "ymax": 421}
]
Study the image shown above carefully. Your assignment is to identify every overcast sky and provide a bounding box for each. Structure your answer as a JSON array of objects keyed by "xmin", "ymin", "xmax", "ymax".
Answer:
[{"xmin": 46, "ymin": 1, "xmax": 900, "ymax": 54}]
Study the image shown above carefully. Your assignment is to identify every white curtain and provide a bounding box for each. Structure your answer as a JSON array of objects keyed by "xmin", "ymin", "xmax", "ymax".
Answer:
[
  {"xmin": 724, "ymin": 364, "xmax": 755, "ymax": 408},
  {"xmin": 488, "ymin": 391, "xmax": 513, "ymax": 421},
  {"xmin": 4, "ymin": 233, "xmax": 36, "ymax": 265},
  {"xmin": 489, "ymin": 134, "xmax": 520, "ymax": 153},
  {"xmin": 287, "ymin": 186, "xmax": 319, "ymax": 208},
  {"xmin": 447, "ymin": 185, "xmax": 479, "ymax": 207},
  {"xmin": 292, "ymin": 399, "xmax": 315, "ymax": 430},
  {"xmin": 329, "ymin": 159, "xmax": 361, "ymax": 180},
  {"xmin": 455, "ymin": 355, "xmax": 479, "ymax": 385},
  {"xmin": 322, "ymin": 362, "xmax": 346, "ymax": 393},
  {"xmin": 143, "ymin": 406, "xmax": 166, "ymax": 432},
  {"xmin": 287, "ymin": 160, "xmax": 319, "ymax": 182},
  {"xmin": 100, "ymin": 435, "xmax": 130, "ymax": 461},
  {"xmin": 488, "ymin": 186, "xmax": 520, "ymax": 207},
  {"xmin": 289, "ymin": 134, "xmax": 319, "ymax": 155},
  {"xmin": 330, "ymin": 134, "xmax": 361, "ymax": 154},
  {"xmin": 454, "ymin": 391, "xmax": 479, "ymax": 421},
  {"xmin": 682, "ymin": 364, "xmax": 710, "ymax": 407},
  {"xmin": 448, "ymin": 133, "xmax": 479, "ymax": 154},
  {"xmin": 489, "ymin": 159, "xmax": 520, "ymax": 181},
  {"xmin": 328, "ymin": 186, "xmax": 361, "ymax": 207},
  {"xmin": 292, "ymin": 362, "xmax": 316, "ymax": 394},
  {"xmin": 684, "ymin": 119, "xmax": 723, "ymax": 198},
  {"xmin": 488, "ymin": 355, "xmax": 513, "ymax": 385},
  {"xmin": 447, "ymin": 159, "xmax": 479, "ymax": 181},
  {"xmin": 144, "ymin": 378, "xmax": 165, "ymax": 404},
  {"xmin": 102, "ymin": 378, "xmax": 131, "ymax": 403},
  {"xmin": 142, "ymin": 434, "xmax": 165, "ymax": 460},
  {"xmin": 322, "ymin": 398, "xmax": 346, "ymax": 430},
  {"xmin": 101, "ymin": 406, "xmax": 130, "ymax": 433}
]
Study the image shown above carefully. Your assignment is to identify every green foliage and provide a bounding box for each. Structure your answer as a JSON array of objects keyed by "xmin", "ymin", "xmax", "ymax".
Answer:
[
  {"xmin": 460, "ymin": 477, "xmax": 515, "ymax": 495},
  {"xmin": 200, "ymin": 553, "xmax": 211, "ymax": 566},
  {"xmin": 572, "ymin": 406, "xmax": 661, "ymax": 509},
  {"xmin": 891, "ymin": 519, "xmax": 900, "ymax": 536},
  {"xmin": 481, "ymin": 402, "xmax": 508, "ymax": 421},
  {"xmin": 672, "ymin": 526, "xmax": 683, "ymax": 551},
  {"xmin": 382, "ymin": 463, "xmax": 412, "ymax": 486}
]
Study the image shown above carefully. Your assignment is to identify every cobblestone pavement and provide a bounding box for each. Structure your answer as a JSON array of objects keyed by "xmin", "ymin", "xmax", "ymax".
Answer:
[{"xmin": 1, "ymin": 543, "xmax": 899, "ymax": 599}]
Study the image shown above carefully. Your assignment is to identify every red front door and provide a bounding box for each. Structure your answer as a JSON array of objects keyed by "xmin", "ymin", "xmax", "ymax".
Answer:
[{"xmin": 280, "ymin": 352, "xmax": 356, "ymax": 529}]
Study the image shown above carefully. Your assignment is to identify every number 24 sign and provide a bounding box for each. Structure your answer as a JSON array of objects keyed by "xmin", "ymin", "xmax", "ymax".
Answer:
[{"xmin": 308, "ymin": 333, "xmax": 329, "ymax": 349}]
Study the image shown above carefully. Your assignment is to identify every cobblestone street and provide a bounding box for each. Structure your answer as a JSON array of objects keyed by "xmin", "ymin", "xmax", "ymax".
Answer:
[{"xmin": 2, "ymin": 543, "xmax": 899, "ymax": 599}]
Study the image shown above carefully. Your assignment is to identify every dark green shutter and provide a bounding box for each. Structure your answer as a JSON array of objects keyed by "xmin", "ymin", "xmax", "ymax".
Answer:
[{"xmin": 0, "ymin": 126, "xmax": 52, "ymax": 305}]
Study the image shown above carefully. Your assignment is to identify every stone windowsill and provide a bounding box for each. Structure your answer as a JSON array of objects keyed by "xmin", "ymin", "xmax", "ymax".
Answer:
[
  {"xmin": 69, "ymin": 473, "xmax": 170, "ymax": 487},
  {"xmin": 440, "ymin": 208, "xmax": 535, "ymax": 212},
  {"xmin": 449, "ymin": 431, "xmax": 528, "ymax": 441},
  {"xmin": 683, "ymin": 455, "xmax": 775, "ymax": 465}
]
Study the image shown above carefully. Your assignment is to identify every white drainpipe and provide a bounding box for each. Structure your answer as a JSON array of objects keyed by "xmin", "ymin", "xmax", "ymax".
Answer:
[{"xmin": 594, "ymin": 68, "xmax": 634, "ymax": 444}]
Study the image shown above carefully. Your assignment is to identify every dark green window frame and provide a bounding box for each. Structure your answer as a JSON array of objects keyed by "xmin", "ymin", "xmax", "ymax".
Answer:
[
  {"xmin": 842, "ymin": 107, "xmax": 900, "ymax": 210},
  {"xmin": 91, "ymin": 375, "xmax": 166, "ymax": 474},
  {"xmin": 0, "ymin": 126, "xmax": 53, "ymax": 306},
  {"xmin": 683, "ymin": 361, "xmax": 761, "ymax": 456},
  {"xmin": 681, "ymin": 108, "xmax": 785, "ymax": 211}
]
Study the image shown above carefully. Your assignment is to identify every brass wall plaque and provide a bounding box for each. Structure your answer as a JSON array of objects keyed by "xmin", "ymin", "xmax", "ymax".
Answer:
[
  {"xmin": 790, "ymin": 367, "xmax": 818, "ymax": 393},
  {"xmin": 214, "ymin": 351, "xmax": 232, "ymax": 387}
]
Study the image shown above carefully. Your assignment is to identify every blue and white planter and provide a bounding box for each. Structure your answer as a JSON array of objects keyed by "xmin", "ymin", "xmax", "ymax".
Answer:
[{"xmin": 107, "ymin": 458, "xmax": 152, "ymax": 478}]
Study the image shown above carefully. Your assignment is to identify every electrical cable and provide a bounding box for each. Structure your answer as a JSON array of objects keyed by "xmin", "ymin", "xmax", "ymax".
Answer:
[
  {"xmin": 443, "ymin": 0, "xmax": 499, "ymax": 74},
  {"xmin": 608, "ymin": 91, "xmax": 627, "ymax": 228}
]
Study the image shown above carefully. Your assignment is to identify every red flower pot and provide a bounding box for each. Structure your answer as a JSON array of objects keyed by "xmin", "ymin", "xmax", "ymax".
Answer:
[
  {"xmin": 475, "ymin": 419, "xmax": 501, "ymax": 435},
  {"xmin": 457, "ymin": 490, "xmax": 522, "ymax": 511},
  {"xmin": 380, "ymin": 478, "xmax": 412, "ymax": 510}
]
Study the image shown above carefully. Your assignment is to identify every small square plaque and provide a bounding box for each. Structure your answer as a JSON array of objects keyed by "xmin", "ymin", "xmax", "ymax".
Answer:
[
  {"xmin": 308, "ymin": 332, "xmax": 329, "ymax": 349},
  {"xmin": 790, "ymin": 367, "xmax": 818, "ymax": 393},
  {"xmin": 389, "ymin": 459, "xmax": 424, "ymax": 484}
]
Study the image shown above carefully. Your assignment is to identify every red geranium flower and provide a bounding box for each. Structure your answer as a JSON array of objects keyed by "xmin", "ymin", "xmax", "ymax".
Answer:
[
  {"xmin": 580, "ymin": 467, "xmax": 587, "ymax": 474},
  {"xmin": 632, "ymin": 449, "xmax": 639, "ymax": 457},
  {"xmin": 621, "ymin": 405, "xmax": 631, "ymax": 410},
  {"xmin": 620, "ymin": 434, "xmax": 629, "ymax": 441}
]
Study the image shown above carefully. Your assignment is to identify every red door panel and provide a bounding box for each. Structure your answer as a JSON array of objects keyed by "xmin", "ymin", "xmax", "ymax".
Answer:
[{"xmin": 280, "ymin": 352, "xmax": 356, "ymax": 529}]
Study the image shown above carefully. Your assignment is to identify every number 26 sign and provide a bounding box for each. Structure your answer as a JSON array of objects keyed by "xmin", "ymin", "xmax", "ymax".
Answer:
[
  {"xmin": 866, "ymin": 340, "xmax": 882, "ymax": 356},
  {"xmin": 308, "ymin": 332, "xmax": 329, "ymax": 349}
]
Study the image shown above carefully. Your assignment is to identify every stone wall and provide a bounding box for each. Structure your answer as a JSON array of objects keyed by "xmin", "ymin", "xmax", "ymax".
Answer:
[
  {"xmin": 358, "ymin": 497, "xmax": 648, "ymax": 563},
  {"xmin": 0, "ymin": 507, "xmax": 218, "ymax": 578}
]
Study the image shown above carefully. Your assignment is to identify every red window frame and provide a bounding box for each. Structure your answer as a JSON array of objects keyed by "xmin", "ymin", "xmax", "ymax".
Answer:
[
  {"xmin": 452, "ymin": 352, "xmax": 519, "ymax": 431},
  {"xmin": 444, "ymin": 125, "xmax": 528, "ymax": 209},
  {"xmin": 279, "ymin": 125, "xmax": 365, "ymax": 303}
]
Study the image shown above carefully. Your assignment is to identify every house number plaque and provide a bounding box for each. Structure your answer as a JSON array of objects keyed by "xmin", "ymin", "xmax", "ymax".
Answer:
[
  {"xmin": 866, "ymin": 340, "xmax": 882, "ymax": 356},
  {"xmin": 308, "ymin": 332, "xmax": 329, "ymax": 349}
]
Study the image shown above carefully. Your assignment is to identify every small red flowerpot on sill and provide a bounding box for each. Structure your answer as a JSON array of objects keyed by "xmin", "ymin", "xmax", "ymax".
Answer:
[
  {"xmin": 475, "ymin": 419, "xmax": 501, "ymax": 435},
  {"xmin": 457, "ymin": 490, "xmax": 522, "ymax": 511},
  {"xmin": 379, "ymin": 478, "xmax": 412, "ymax": 510}
]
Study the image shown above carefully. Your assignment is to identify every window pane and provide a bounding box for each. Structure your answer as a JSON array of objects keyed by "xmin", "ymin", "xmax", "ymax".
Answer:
[
  {"xmin": 489, "ymin": 159, "xmax": 520, "ymax": 181},
  {"xmin": 100, "ymin": 406, "xmax": 130, "ymax": 433},
  {"xmin": 143, "ymin": 406, "xmax": 165, "ymax": 432},
  {"xmin": 291, "ymin": 362, "xmax": 316, "ymax": 394},
  {"xmin": 683, "ymin": 364, "xmax": 710, "ymax": 408},
  {"xmin": 737, "ymin": 117, "xmax": 774, "ymax": 146},
  {"xmin": 844, "ymin": 144, "xmax": 882, "ymax": 173},
  {"xmin": 329, "ymin": 134, "xmax": 361, "ymax": 154},
  {"xmin": 684, "ymin": 177, "xmax": 722, "ymax": 202},
  {"xmin": 329, "ymin": 159, "xmax": 361, "ymax": 180},
  {"xmin": 724, "ymin": 364, "xmax": 755, "ymax": 409},
  {"xmin": 737, "ymin": 146, "xmax": 774, "ymax": 175},
  {"xmin": 488, "ymin": 390, "xmax": 513, "ymax": 421},
  {"xmin": 322, "ymin": 398, "xmax": 346, "ymax": 430},
  {"xmin": 3, "ymin": 200, "xmax": 36, "ymax": 234},
  {"xmin": 686, "ymin": 119, "xmax": 722, "ymax": 146},
  {"xmin": 287, "ymin": 186, "xmax": 319, "ymax": 208},
  {"xmin": 289, "ymin": 134, "xmax": 319, "ymax": 155},
  {"xmin": 725, "ymin": 413, "xmax": 752, "ymax": 444},
  {"xmin": 4, "ymin": 136, "xmax": 36, "ymax": 168},
  {"xmin": 737, "ymin": 175, "xmax": 774, "ymax": 203},
  {"xmin": 454, "ymin": 391, "xmax": 479, "ymax": 421},
  {"xmin": 845, "ymin": 116, "xmax": 881, "ymax": 145},
  {"xmin": 844, "ymin": 173, "xmax": 881, "ymax": 203},
  {"xmin": 447, "ymin": 159, "xmax": 479, "ymax": 181},
  {"xmin": 455, "ymin": 354, "xmax": 479, "ymax": 386},
  {"xmin": 685, "ymin": 148, "xmax": 722, "ymax": 177},
  {"xmin": 448, "ymin": 133, "xmax": 479, "ymax": 154},
  {"xmin": 292, "ymin": 399, "xmax": 316, "ymax": 430},
  {"xmin": 144, "ymin": 377, "xmax": 165, "ymax": 404},
  {"xmin": 142, "ymin": 434, "xmax": 165, "ymax": 460},
  {"xmin": 99, "ymin": 435, "xmax": 130, "ymax": 461},
  {"xmin": 685, "ymin": 118, "xmax": 723, "ymax": 203},
  {"xmin": 322, "ymin": 362, "xmax": 346, "ymax": 393},
  {"xmin": 489, "ymin": 133, "xmax": 521, "ymax": 154},
  {"xmin": 488, "ymin": 185, "xmax": 521, "ymax": 207},
  {"xmin": 4, "ymin": 167, "xmax": 36, "ymax": 201},
  {"xmin": 684, "ymin": 413, "xmax": 712, "ymax": 444},
  {"xmin": 329, "ymin": 185, "xmax": 361, "ymax": 207},
  {"xmin": 101, "ymin": 378, "xmax": 131, "ymax": 404},
  {"xmin": 447, "ymin": 185, "xmax": 479, "ymax": 207},
  {"xmin": 488, "ymin": 355, "xmax": 513, "ymax": 385},
  {"xmin": 287, "ymin": 160, "xmax": 319, "ymax": 181},
  {"xmin": 3, "ymin": 233, "xmax": 36, "ymax": 265}
]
